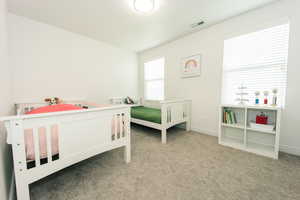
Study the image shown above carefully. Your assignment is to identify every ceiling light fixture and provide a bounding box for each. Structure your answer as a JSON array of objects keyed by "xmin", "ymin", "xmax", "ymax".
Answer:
[{"xmin": 134, "ymin": 0, "xmax": 155, "ymax": 13}]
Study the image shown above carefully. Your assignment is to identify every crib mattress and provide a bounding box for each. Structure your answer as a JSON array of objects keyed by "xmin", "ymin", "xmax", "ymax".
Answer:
[{"xmin": 131, "ymin": 106, "xmax": 161, "ymax": 124}]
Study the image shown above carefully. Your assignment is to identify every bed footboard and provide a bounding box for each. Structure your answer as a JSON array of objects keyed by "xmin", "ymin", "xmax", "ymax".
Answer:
[
  {"xmin": 161, "ymin": 100, "xmax": 191, "ymax": 129},
  {"xmin": 1, "ymin": 105, "xmax": 131, "ymax": 200},
  {"xmin": 138, "ymin": 99, "xmax": 191, "ymax": 144},
  {"xmin": 160, "ymin": 99, "xmax": 191, "ymax": 143}
]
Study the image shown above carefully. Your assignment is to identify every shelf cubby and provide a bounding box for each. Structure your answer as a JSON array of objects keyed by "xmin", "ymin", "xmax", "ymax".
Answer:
[{"xmin": 219, "ymin": 105, "xmax": 281, "ymax": 159}]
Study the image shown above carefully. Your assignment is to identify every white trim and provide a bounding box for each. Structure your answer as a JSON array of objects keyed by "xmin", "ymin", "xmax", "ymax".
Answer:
[
  {"xmin": 191, "ymin": 127, "xmax": 217, "ymax": 137},
  {"xmin": 9, "ymin": 172, "xmax": 15, "ymax": 200},
  {"xmin": 279, "ymin": 145, "xmax": 300, "ymax": 156}
]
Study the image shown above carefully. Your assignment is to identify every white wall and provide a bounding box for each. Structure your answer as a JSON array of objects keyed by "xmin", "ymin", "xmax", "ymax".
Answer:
[
  {"xmin": 139, "ymin": 0, "xmax": 300, "ymax": 155},
  {"xmin": 0, "ymin": 0, "xmax": 13, "ymax": 200},
  {"xmin": 8, "ymin": 14, "xmax": 138, "ymax": 103}
]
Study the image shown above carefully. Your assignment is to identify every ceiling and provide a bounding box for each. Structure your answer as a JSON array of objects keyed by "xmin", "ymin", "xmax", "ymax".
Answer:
[{"xmin": 8, "ymin": 0, "xmax": 278, "ymax": 52}]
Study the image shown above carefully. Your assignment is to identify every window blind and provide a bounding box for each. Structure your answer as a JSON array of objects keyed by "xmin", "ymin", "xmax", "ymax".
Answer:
[
  {"xmin": 222, "ymin": 23, "xmax": 290, "ymax": 106},
  {"xmin": 144, "ymin": 58, "xmax": 165, "ymax": 100}
]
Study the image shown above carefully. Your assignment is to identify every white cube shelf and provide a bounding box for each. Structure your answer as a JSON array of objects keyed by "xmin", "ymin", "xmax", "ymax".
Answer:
[{"xmin": 219, "ymin": 104, "xmax": 281, "ymax": 159}]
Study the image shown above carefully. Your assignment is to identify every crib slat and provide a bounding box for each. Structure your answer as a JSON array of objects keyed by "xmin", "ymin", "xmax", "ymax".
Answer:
[
  {"xmin": 114, "ymin": 115, "xmax": 118, "ymax": 140},
  {"xmin": 46, "ymin": 126, "xmax": 52, "ymax": 163},
  {"xmin": 119, "ymin": 114, "xmax": 123, "ymax": 138},
  {"xmin": 33, "ymin": 128, "xmax": 41, "ymax": 167},
  {"xmin": 123, "ymin": 114, "xmax": 126, "ymax": 137},
  {"xmin": 167, "ymin": 107, "xmax": 171, "ymax": 123},
  {"xmin": 117, "ymin": 114, "xmax": 121, "ymax": 139}
]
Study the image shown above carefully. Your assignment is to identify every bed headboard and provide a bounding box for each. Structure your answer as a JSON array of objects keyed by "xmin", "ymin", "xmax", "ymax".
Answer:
[
  {"xmin": 110, "ymin": 97, "xmax": 125, "ymax": 105},
  {"xmin": 110, "ymin": 97, "xmax": 141, "ymax": 105},
  {"xmin": 15, "ymin": 100, "xmax": 87, "ymax": 115},
  {"xmin": 109, "ymin": 97, "xmax": 189, "ymax": 109}
]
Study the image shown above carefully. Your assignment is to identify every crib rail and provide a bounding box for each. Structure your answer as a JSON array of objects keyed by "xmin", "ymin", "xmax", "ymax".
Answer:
[{"xmin": 15, "ymin": 100, "xmax": 89, "ymax": 115}]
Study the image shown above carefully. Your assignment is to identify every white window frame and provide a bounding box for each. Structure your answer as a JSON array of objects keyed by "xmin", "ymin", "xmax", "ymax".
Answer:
[{"xmin": 144, "ymin": 57, "xmax": 165, "ymax": 101}]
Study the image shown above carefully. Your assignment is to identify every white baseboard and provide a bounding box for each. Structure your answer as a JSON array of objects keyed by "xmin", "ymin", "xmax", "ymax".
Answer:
[
  {"xmin": 9, "ymin": 172, "xmax": 15, "ymax": 200},
  {"xmin": 191, "ymin": 127, "xmax": 217, "ymax": 137},
  {"xmin": 279, "ymin": 145, "xmax": 300, "ymax": 156}
]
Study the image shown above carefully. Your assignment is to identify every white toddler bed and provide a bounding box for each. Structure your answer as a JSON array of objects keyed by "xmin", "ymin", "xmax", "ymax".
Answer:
[
  {"xmin": 132, "ymin": 99, "xmax": 191, "ymax": 144},
  {"xmin": 1, "ymin": 101, "xmax": 131, "ymax": 200},
  {"xmin": 111, "ymin": 98, "xmax": 191, "ymax": 144}
]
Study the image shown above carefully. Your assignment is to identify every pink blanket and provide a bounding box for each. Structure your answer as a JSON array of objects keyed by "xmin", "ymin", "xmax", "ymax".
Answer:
[{"xmin": 24, "ymin": 104, "xmax": 123, "ymax": 161}]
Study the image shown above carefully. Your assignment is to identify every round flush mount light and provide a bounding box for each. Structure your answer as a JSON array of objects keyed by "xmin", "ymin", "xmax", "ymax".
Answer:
[{"xmin": 134, "ymin": 0, "xmax": 155, "ymax": 13}]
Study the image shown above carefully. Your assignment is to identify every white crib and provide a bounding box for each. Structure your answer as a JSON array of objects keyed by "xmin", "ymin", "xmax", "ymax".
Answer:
[{"xmin": 1, "ymin": 102, "xmax": 131, "ymax": 200}]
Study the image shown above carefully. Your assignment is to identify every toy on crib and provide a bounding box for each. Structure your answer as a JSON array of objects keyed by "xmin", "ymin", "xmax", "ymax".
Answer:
[
  {"xmin": 125, "ymin": 96, "xmax": 135, "ymax": 104},
  {"xmin": 44, "ymin": 97, "xmax": 62, "ymax": 105}
]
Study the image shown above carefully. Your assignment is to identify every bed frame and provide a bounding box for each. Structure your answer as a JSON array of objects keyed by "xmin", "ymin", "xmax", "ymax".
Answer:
[
  {"xmin": 1, "ymin": 102, "xmax": 131, "ymax": 200},
  {"xmin": 110, "ymin": 97, "xmax": 191, "ymax": 144},
  {"xmin": 131, "ymin": 99, "xmax": 191, "ymax": 144}
]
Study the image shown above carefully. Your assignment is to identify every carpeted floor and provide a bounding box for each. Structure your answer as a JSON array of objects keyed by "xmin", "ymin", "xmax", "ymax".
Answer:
[{"xmin": 30, "ymin": 125, "xmax": 300, "ymax": 200}]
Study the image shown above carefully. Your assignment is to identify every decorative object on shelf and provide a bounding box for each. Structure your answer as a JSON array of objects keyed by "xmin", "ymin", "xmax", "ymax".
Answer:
[
  {"xmin": 223, "ymin": 109, "xmax": 237, "ymax": 124},
  {"xmin": 272, "ymin": 88, "xmax": 278, "ymax": 106},
  {"xmin": 181, "ymin": 54, "xmax": 201, "ymax": 78},
  {"xmin": 256, "ymin": 112, "xmax": 268, "ymax": 124},
  {"xmin": 236, "ymin": 84, "xmax": 249, "ymax": 105},
  {"xmin": 255, "ymin": 91, "xmax": 260, "ymax": 105},
  {"xmin": 249, "ymin": 122, "xmax": 275, "ymax": 132},
  {"xmin": 263, "ymin": 91, "xmax": 269, "ymax": 105}
]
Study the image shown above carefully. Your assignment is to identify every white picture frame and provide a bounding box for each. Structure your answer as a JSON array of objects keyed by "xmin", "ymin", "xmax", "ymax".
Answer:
[{"xmin": 181, "ymin": 54, "xmax": 201, "ymax": 78}]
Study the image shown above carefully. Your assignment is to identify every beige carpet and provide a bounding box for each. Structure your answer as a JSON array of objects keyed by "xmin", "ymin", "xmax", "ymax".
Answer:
[{"xmin": 30, "ymin": 125, "xmax": 300, "ymax": 200}]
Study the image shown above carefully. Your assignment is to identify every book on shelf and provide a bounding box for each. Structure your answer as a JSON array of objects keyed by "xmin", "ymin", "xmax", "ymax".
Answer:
[{"xmin": 223, "ymin": 109, "xmax": 237, "ymax": 124}]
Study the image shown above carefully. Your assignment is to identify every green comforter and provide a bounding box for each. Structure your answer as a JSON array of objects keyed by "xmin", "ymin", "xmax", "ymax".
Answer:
[{"xmin": 131, "ymin": 106, "xmax": 161, "ymax": 124}]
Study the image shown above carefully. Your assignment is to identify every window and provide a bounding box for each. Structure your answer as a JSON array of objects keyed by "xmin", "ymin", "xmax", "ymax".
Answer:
[
  {"xmin": 144, "ymin": 58, "xmax": 165, "ymax": 100},
  {"xmin": 222, "ymin": 23, "xmax": 290, "ymax": 106}
]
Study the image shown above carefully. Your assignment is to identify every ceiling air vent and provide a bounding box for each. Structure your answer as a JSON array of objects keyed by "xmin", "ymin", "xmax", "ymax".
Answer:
[{"xmin": 190, "ymin": 21, "xmax": 205, "ymax": 28}]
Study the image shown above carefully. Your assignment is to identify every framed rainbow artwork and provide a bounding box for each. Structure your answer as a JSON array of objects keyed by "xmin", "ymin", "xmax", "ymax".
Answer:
[{"xmin": 181, "ymin": 54, "xmax": 201, "ymax": 78}]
